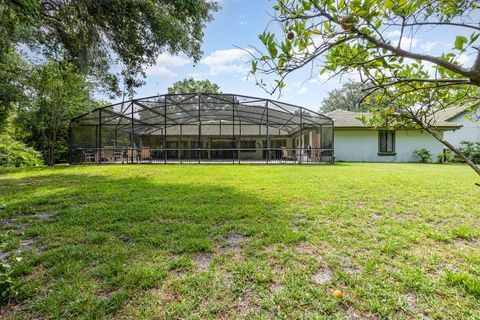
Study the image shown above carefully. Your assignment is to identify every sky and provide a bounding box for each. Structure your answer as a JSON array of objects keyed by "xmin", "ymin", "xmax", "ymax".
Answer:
[{"xmin": 109, "ymin": 0, "xmax": 477, "ymax": 113}]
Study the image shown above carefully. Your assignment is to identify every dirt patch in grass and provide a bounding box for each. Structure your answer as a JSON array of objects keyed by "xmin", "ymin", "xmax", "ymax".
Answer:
[
  {"xmin": 2, "ymin": 211, "xmax": 56, "ymax": 230},
  {"xmin": 215, "ymin": 234, "xmax": 248, "ymax": 260},
  {"xmin": 235, "ymin": 291, "xmax": 260, "ymax": 317},
  {"xmin": 312, "ymin": 268, "xmax": 332, "ymax": 285},
  {"xmin": 193, "ymin": 252, "xmax": 213, "ymax": 270},
  {"xmin": 269, "ymin": 281, "xmax": 283, "ymax": 293},
  {"xmin": 346, "ymin": 306, "xmax": 379, "ymax": 320},
  {"xmin": 225, "ymin": 234, "xmax": 247, "ymax": 244},
  {"xmin": 295, "ymin": 242, "xmax": 326, "ymax": 262}
]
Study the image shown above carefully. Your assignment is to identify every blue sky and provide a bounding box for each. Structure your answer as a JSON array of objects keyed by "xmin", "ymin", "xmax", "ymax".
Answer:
[{"xmin": 117, "ymin": 0, "xmax": 476, "ymax": 112}]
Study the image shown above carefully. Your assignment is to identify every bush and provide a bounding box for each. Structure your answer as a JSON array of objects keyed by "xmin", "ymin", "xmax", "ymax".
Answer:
[
  {"xmin": 459, "ymin": 141, "xmax": 480, "ymax": 164},
  {"xmin": 437, "ymin": 150, "xmax": 457, "ymax": 163},
  {"xmin": 438, "ymin": 142, "xmax": 480, "ymax": 164},
  {"xmin": 0, "ymin": 135, "xmax": 42, "ymax": 167},
  {"xmin": 414, "ymin": 148, "xmax": 432, "ymax": 163}
]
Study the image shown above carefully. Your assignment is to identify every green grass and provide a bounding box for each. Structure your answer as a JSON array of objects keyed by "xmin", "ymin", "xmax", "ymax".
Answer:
[{"xmin": 0, "ymin": 163, "xmax": 479, "ymax": 319}]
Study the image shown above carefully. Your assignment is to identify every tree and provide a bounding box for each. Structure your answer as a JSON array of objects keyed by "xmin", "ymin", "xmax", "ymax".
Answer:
[
  {"xmin": 250, "ymin": 0, "xmax": 480, "ymax": 179},
  {"xmin": 1, "ymin": 1, "xmax": 219, "ymax": 165},
  {"xmin": 321, "ymin": 81, "xmax": 375, "ymax": 113},
  {"xmin": 1, "ymin": 0, "xmax": 219, "ymax": 95},
  {"xmin": 167, "ymin": 78, "xmax": 221, "ymax": 94},
  {"xmin": 0, "ymin": 50, "xmax": 28, "ymax": 133},
  {"xmin": 16, "ymin": 62, "xmax": 92, "ymax": 166}
]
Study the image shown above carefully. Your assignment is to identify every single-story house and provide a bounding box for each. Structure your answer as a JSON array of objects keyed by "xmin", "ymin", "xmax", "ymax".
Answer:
[
  {"xmin": 326, "ymin": 108, "xmax": 477, "ymax": 162},
  {"xmin": 437, "ymin": 107, "xmax": 480, "ymax": 148}
]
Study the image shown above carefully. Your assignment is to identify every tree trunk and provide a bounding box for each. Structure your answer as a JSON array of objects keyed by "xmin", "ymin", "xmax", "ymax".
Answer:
[{"xmin": 422, "ymin": 125, "xmax": 480, "ymax": 181}]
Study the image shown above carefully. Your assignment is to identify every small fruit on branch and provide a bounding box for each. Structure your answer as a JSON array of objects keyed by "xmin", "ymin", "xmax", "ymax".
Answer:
[
  {"xmin": 340, "ymin": 15, "xmax": 354, "ymax": 31},
  {"xmin": 287, "ymin": 31, "xmax": 295, "ymax": 40}
]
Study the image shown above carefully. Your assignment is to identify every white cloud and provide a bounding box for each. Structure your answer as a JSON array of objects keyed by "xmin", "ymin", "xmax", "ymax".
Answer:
[
  {"xmin": 210, "ymin": 64, "xmax": 250, "ymax": 75},
  {"xmin": 310, "ymin": 71, "xmax": 335, "ymax": 83},
  {"xmin": 383, "ymin": 30, "xmax": 418, "ymax": 51},
  {"xmin": 147, "ymin": 66, "xmax": 177, "ymax": 77},
  {"xmin": 201, "ymin": 48, "xmax": 252, "ymax": 75},
  {"xmin": 297, "ymin": 86, "xmax": 308, "ymax": 94},
  {"xmin": 419, "ymin": 41, "xmax": 437, "ymax": 52},
  {"xmin": 156, "ymin": 53, "xmax": 190, "ymax": 67},
  {"xmin": 397, "ymin": 36, "xmax": 418, "ymax": 50},
  {"xmin": 146, "ymin": 53, "xmax": 190, "ymax": 77},
  {"xmin": 283, "ymin": 81, "xmax": 309, "ymax": 95},
  {"xmin": 202, "ymin": 48, "xmax": 251, "ymax": 66},
  {"xmin": 385, "ymin": 30, "xmax": 402, "ymax": 38}
]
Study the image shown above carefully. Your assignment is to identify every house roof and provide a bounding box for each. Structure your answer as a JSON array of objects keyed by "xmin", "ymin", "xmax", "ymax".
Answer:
[
  {"xmin": 431, "ymin": 106, "xmax": 467, "ymax": 122},
  {"xmin": 326, "ymin": 109, "xmax": 373, "ymax": 127},
  {"xmin": 326, "ymin": 109, "xmax": 462, "ymax": 128}
]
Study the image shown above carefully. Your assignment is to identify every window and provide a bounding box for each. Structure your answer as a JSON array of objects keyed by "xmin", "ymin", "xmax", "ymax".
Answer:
[{"xmin": 378, "ymin": 130, "xmax": 395, "ymax": 154}]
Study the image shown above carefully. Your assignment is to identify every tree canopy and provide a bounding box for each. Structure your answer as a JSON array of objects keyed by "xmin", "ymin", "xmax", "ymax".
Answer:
[
  {"xmin": 15, "ymin": 62, "xmax": 93, "ymax": 166},
  {"xmin": 167, "ymin": 78, "xmax": 221, "ymax": 94},
  {"xmin": 320, "ymin": 81, "xmax": 374, "ymax": 113},
  {"xmin": 1, "ymin": 0, "xmax": 219, "ymax": 94},
  {"xmin": 251, "ymin": 0, "xmax": 480, "ymax": 178}
]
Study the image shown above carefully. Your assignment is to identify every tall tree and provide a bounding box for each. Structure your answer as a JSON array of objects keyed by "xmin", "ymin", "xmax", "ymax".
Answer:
[
  {"xmin": 251, "ymin": 0, "xmax": 480, "ymax": 178},
  {"xmin": 321, "ymin": 81, "xmax": 375, "ymax": 113},
  {"xmin": 167, "ymin": 78, "xmax": 221, "ymax": 94},
  {"xmin": 16, "ymin": 62, "xmax": 91, "ymax": 166},
  {"xmin": 0, "ymin": 50, "xmax": 28, "ymax": 133},
  {"xmin": 1, "ymin": 0, "xmax": 219, "ymax": 95}
]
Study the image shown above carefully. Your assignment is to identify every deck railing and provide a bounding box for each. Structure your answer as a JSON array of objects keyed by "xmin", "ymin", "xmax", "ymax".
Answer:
[{"xmin": 69, "ymin": 147, "xmax": 334, "ymax": 164}]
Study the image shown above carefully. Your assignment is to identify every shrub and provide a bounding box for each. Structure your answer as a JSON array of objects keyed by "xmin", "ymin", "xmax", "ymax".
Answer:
[
  {"xmin": 414, "ymin": 148, "xmax": 432, "ymax": 163},
  {"xmin": 459, "ymin": 141, "xmax": 480, "ymax": 164},
  {"xmin": 437, "ymin": 149, "xmax": 457, "ymax": 163},
  {"xmin": 0, "ymin": 135, "xmax": 42, "ymax": 167},
  {"xmin": 439, "ymin": 142, "xmax": 480, "ymax": 164}
]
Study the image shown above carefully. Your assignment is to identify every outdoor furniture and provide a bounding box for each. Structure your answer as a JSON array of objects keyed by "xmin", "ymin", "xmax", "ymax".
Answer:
[
  {"xmin": 281, "ymin": 147, "xmax": 297, "ymax": 161},
  {"xmin": 83, "ymin": 149, "xmax": 97, "ymax": 163},
  {"xmin": 100, "ymin": 148, "xmax": 115, "ymax": 163}
]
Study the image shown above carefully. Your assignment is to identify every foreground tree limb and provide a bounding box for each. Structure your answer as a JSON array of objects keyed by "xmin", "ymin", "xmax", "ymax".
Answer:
[{"xmin": 251, "ymin": 0, "xmax": 480, "ymax": 181}]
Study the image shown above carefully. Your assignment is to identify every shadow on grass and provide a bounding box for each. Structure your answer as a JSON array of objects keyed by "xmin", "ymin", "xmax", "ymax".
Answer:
[{"xmin": 1, "ymin": 171, "xmax": 304, "ymax": 318}]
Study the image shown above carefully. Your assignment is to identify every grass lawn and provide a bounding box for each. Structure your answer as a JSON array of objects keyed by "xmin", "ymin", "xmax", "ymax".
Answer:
[{"xmin": 0, "ymin": 163, "xmax": 479, "ymax": 319}]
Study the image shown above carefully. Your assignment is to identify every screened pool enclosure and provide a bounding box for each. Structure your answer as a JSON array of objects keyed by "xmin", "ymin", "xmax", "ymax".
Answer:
[{"xmin": 69, "ymin": 93, "xmax": 334, "ymax": 164}]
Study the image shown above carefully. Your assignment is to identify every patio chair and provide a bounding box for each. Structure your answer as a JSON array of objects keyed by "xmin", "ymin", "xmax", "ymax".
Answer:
[{"xmin": 281, "ymin": 147, "xmax": 296, "ymax": 161}]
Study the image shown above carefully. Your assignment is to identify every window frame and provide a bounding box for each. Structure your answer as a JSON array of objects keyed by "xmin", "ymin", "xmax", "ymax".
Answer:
[{"xmin": 377, "ymin": 130, "xmax": 396, "ymax": 155}]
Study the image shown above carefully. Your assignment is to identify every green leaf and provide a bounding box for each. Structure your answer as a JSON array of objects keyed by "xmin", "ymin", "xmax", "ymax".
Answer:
[
  {"xmin": 251, "ymin": 61, "xmax": 257, "ymax": 74},
  {"xmin": 384, "ymin": 0, "xmax": 393, "ymax": 10},
  {"xmin": 454, "ymin": 36, "xmax": 467, "ymax": 50},
  {"xmin": 469, "ymin": 33, "xmax": 479, "ymax": 45}
]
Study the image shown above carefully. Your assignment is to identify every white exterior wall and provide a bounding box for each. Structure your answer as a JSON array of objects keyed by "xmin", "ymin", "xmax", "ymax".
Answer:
[
  {"xmin": 443, "ymin": 113, "xmax": 480, "ymax": 147},
  {"xmin": 334, "ymin": 129, "xmax": 445, "ymax": 162}
]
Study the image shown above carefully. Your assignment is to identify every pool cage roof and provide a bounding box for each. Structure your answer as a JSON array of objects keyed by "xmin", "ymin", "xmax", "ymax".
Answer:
[{"xmin": 71, "ymin": 93, "xmax": 333, "ymax": 140}]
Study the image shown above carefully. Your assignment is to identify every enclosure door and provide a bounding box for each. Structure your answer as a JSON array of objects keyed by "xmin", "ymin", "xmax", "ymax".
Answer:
[{"xmin": 311, "ymin": 132, "xmax": 321, "ymax": 160}]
